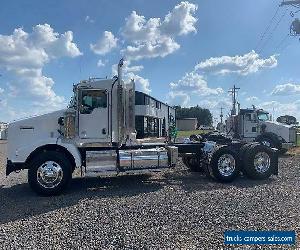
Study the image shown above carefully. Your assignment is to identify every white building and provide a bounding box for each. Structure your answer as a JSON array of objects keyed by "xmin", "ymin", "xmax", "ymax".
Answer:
[
  {"xmin": 0, "ymin": 122, "xmax": 8, "ymax": 140},
  {"xmin": 135, "ymin": 91, "xmax": 176, "ymax": 139}
]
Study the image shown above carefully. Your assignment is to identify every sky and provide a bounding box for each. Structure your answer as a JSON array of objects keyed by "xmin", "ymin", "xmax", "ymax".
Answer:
[{"xmin": 0, "ymin": 0, "xmax": 300, "ymax": 123}]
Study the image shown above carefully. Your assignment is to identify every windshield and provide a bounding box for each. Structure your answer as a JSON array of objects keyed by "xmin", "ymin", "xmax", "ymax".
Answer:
[{"xmin": 257, "ymin": 112, "xmax": 269, "ymax": 121}]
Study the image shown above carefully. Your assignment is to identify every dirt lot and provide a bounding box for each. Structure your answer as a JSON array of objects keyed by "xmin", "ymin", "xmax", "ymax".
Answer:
[{"xmin": 0, "ymin": 141, "xmax": 299, "ymax": 249}]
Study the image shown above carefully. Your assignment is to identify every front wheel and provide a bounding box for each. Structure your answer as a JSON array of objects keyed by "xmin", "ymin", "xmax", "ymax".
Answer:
[{"xmin": 28, "ymin": 151, "xmax": 72, "ymax": 196}]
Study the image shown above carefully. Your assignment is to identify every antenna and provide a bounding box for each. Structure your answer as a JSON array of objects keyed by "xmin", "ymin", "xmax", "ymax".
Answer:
[
  {"xmin": 228, "ymin": 85, "xmax": 240, "ymax": 116},
  {"xmin": 117, "ymin": 58, "xmax": 124, "ymax": 86}
]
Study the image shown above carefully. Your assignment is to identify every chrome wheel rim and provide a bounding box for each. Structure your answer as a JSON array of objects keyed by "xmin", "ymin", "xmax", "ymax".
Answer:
[
  {"xmin": 217, "ymin": 154, "xmax": 236, "ymax": 177},
  {"xmin": 37, "ymin": 161, "xmax": 63, "ymax": 189},
  {"xmin": 254, "ymin": 152, "xmax": 270, "ymax": 173}
]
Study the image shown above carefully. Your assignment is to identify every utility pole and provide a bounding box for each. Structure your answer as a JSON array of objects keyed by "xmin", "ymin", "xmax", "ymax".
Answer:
[
  {"xmin": 228, "ymin": 85, "xmax": 240, "ymax": 116},
  {"xmin": 220, "ymin": 107, "xmax": 224, "ymax": 124}
]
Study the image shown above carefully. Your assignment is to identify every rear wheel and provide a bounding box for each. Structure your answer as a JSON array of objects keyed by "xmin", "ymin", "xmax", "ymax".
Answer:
[
  {"xmin": 243, "ymin": 144, "xmax": 276, "ymax": 180},
  {"xmin": 208, "ymin": 147, "xmax": 240, "ymax": 182},
  {"xmin": 28, "ymin": 151, "xmax": 72, "ymax": 196}
]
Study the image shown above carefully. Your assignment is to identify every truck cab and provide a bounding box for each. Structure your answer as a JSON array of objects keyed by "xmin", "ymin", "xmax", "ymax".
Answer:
[
  {"xmin": 227, "ymin": 108, "xmax": 297, "ymax": 151},
  {"xmin": 5, "ymin": 60, "xmax": 179, "ymax": 195}
]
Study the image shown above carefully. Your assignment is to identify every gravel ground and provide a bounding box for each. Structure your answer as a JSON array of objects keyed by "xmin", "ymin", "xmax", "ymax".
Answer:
[{"xmin": 0, "ymin": 141, "xmax": 299, "ymax": 249}]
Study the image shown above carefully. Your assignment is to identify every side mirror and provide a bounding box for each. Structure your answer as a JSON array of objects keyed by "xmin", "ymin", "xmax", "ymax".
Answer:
[{"xmin": 58, "ymin": 117, "xmax": 64, "ymax": 126}]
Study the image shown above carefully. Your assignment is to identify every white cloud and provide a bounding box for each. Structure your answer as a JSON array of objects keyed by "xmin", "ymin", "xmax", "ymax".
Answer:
[
  {"xmin": 271, "ymin": 83, "xmax": 300, "ymax": 96},
  {"xmin": 124, "ymin": 37, "xmax": 180, "ymax": 61},
  {"xmin": 85, "ymin": 15, "xmax": 95, "ymax": 23},
  {"xmin": 111, "ymin": 60, "xmax": 143, "ymax": 75},
  {"xmin": 166, "ymin": 91, "xmax": 190, "ymax": 106},
  {"xmin": 170, "ymin": 71, "xmax": 223, "ymax": 96},
  {"xmin": 90, "ymin": 31, "xmax": 118, "ymax": 55},
  {"xmin": 161, "ymin": 1, "xmax": 198, "ymax": 36},
  {"xmin": 0, "ymin": 87, "xmax": 4, "ymax": 94},
  {"xmin": 0, "ymin": 24, "xmax": 82, "ymax": 117},
  {"xmin": 111, "ymin": 60, "xmax": 150, "ymax": 94},
  {"xmin": 166, "ymin": 89, "xmax": 231, "ymax": 124},
  {"xmin": 127, "ymin": 72, "xmax": 151, "ymax": 94},
  {"xmin": 121, "ymin": 1, "xmax": 198, "ymax": 60},
  {"xmin": 260, "ymin": 100, "xmax": 300, "ymax": 121},
  {"xmin": 167, "ymin": 71, "xmax": 225, "ymax": 114},
  {"xmin": 198, "ymin": 97, "xmax": 231, "ymax": 110},
  {"xmin": 97, "ymin": 59, "xmax": 106, "ymax": 67},
  {"xmin": 30, "ymin": 24, "xmax": 82, "ymax": 58},
  {"xmin": 195, "ymin": 50, "xmax": 278, "ymax": 75}
]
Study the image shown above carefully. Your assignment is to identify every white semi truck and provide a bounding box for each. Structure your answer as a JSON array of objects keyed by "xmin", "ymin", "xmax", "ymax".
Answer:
[
  {"xmin": 5, "ymin": 60, "xmax": 279, "ymax": 195},
  {"xmin": 226, "ymin": 108, "xmax": 297, "ymax": 152}
]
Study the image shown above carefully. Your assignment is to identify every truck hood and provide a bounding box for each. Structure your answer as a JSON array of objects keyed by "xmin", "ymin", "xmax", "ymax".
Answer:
[
  {"xmin": 9, "ymin": 109, "xmax": 66, "ymax": 127},
  {"xmin": 263, "ymin": 120, "xmax": 296, "ymax": 143},
  {"xmin": 8, "ymin": 109, "xmax": 66, "ymax": 141},
  {"xmin": 264, "ymin": 121, "xmax": 294, "ymax": 129}
]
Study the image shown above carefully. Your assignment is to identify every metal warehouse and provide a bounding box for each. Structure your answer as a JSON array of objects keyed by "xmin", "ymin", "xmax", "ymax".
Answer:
[{"xmin": 135, "ymin": 91, "xmax": 176, "ymax": 139}]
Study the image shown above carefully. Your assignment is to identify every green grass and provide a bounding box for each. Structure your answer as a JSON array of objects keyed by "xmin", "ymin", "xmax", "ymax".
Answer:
[{"xmin": 177, "ymin": 130, "xmax": 211, "ymax": 138}]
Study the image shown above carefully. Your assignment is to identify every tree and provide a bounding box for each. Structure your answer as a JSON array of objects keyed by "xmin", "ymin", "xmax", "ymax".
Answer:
[{"xmin": 175, "ymin": 105, "xmax": 213, "ymax": 127}]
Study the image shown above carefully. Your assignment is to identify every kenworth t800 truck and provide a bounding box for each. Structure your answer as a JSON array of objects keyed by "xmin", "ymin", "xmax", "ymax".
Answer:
[{"xmin": 5, "ymin": 60, "xmax": 279, "ymax": 195}]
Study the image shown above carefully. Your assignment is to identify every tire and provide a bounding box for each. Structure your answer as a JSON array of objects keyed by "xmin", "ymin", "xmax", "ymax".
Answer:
[
  {"xmin": 28, "ymin": 151, "xmax": 72, "ymax": 196},
  {"xmin": 243, "ymin": 144, "xmax": 276, "ymax": 180},
  {"xmin": 257, "ymin": 133, "xmax": 281, "ymax": 150},
  {"xmin": 209, "ymin": 147, "xmax": 240, "ymax": 183},
  {"xmin": 182, "ymin": 155, "xmax": 203, "ymax": 172},
  {"xmin": 239, "ymin": 143, "xmax": 252, "ymax": 158}
]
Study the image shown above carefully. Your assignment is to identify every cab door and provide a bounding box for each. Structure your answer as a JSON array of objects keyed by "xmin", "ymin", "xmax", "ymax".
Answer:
[
  {"xmin": 242, "ymin": 113, "xmax": 258, "ymax": 138},
  {"xmin": 79, "ymin": 89, "xmax": 109, "ymax": 140}
]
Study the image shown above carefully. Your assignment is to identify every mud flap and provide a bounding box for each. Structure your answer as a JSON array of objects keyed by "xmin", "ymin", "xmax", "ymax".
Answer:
[{"xmin": 272, "ymin": 148, "xmax": 279, "ymax": 175}]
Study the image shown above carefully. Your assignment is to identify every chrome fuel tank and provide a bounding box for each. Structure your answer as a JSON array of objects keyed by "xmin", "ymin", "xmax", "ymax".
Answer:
[{"xmin": 119, "ymin": 148, "xmax": 169, "ymax": 170}]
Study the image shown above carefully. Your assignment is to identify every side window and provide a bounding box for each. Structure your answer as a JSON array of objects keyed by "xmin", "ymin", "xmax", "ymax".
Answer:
[
  {"xmin": 144, "ymin": 96, "xmax": 150, "ymax": 105},
  {"xmin": 80, "ymin": 90, "xmax": 107, "ymax": 114}
]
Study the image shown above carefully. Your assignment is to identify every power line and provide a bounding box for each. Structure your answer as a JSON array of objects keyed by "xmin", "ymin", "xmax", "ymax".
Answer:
[
  {"xmin": 255, "ymin": 5, "xmax": 281, "ymax": 51},
  {"xmin": 258, "ymin": 8, "xmax": 288, "ymax": 54},
  {"xmin": 235, "ymin": 2, "xmax": 283, "ymax": 87},
  {"xmin": 275, "ymin": 33, "xmax": 290, "ymax": 51}
]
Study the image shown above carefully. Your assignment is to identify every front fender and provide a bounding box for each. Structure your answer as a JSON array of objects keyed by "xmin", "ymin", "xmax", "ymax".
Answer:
[
  {"xmin": 8, "ymin": 138, "xmax": 82, "ymax": 168},
  {"xmin": 57, "ymin": 140, "xmax": 82, "ymax": 167}
]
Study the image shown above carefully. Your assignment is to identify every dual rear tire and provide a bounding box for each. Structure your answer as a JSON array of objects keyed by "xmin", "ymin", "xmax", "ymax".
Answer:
[
  {"xmin": 204, "ymin": 144, "xmax": 276, "ymax": 183},
  {"xmin": 242, "ymin": 144, "xmax": 277, "ymax": 179}
]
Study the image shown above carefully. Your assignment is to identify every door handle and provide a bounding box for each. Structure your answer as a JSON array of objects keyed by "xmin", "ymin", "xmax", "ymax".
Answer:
[{"xmin": 102, "ymin": 128, "xmax": 107, "ymax": 135}]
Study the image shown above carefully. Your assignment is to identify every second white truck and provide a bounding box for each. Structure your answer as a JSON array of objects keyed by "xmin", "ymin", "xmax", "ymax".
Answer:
[{"xmin": 226, "ymin": 107, "xmax": 297, "ymax": 152}]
